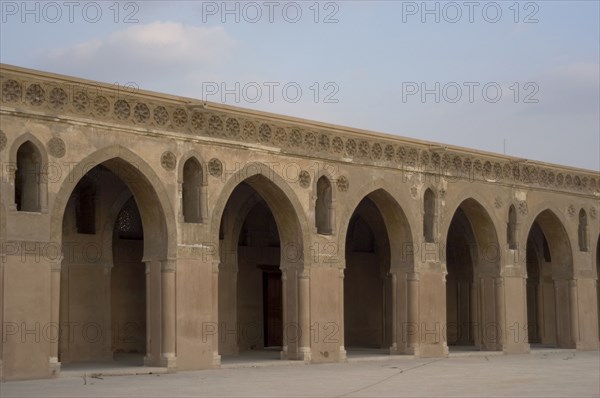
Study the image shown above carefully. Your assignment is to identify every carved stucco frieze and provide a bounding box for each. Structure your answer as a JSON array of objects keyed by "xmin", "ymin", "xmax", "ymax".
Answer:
[{"xmin": 1, "ymin": 73, "xmax": 598, "ymax": 197}]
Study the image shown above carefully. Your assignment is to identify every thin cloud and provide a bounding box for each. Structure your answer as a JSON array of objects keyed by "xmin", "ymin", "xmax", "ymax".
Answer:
[{"xmin": 38, "ymin": 21, "xmax": 236, "ymax": 84}]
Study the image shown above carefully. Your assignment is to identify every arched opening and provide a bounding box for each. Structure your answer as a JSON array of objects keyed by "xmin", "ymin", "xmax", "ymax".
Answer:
[
  {"xmin": 182, "ymin": 158, "xmax": 202, "ymax": 223},
  {"xmin": 507, "ymin": 205, "xmax": 517, "ymax": 250},
  {"xmin": 58, "ymin": 157, "xmax": 170, "ymax": 369},
  {"xmin": 423, "ymin": 189, "xmax": 435, "ymax": 243},
  {"xmin": 525, "ymin": 210, "xmax": 575, "ymax": 348},
  {"xmin": 111, "ymin": 197, "xmax": 146, "ymax": 358},
  {"xmin": 342, "ymin": 188, "xmax": 413, "ymax": 356},
  {"xmin": 446, "ymin": 208, "xmax": 475, "ymax": 346},
  {"xmin": 526, "ymin": 229, "xmax": 543, "ymax": 343},
  {"xmin": 15, "ymin": 141, "xmax": 41, "ymax": 212},
  {"xmin": 315, "ymin": 176, "xmax": 332, "ymax": 234},
  {"xmin": 578, "ymin": 209, "xmax": 588, "ymax": 252},
  {"xmin": 217, "ymin": 172, "xmax": 304, "ymax": 362},
  {"xmin": 238, "ymin": 199, "xmax": 282, "ymax": 349},
  {"xmin": 446, "ymin": 199, "xmax": 501, "ymax": 351},
  {"xmin": 345, "ymin": 197, "xmax": 391, "ymax": 351}
]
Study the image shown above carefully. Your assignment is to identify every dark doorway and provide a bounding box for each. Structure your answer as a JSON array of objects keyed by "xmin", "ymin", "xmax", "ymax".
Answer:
[
  {"xmin": 344, "ymin": 197, "xmax": 392, "ymax": 349},
  {"xmin": 446, "ymin": 207, "xmax": 475, "ymax": 346},
  {"xmin": 262, "ymin": 267, "xmax": 283, "ymax": 347}
]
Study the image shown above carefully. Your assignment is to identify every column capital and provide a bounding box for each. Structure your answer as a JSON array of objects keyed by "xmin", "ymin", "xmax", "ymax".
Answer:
[
  {"xmin": 102, "ymin": 262, "xmax": 113, "ymax": 275},
  {"xmin": 161, "ymin": 258, "xmax": 177, "ymax": 273},
  {"xmin": 407, "ymin": 272, "xmax": 420, "ymax": 282},
  {"xmin": 500, "ymin": 264, "xmax": 526, "ymax": 278},
  {"xmin": 299, "ymin": 268, "xmax": 311, "ymax": 279},
  {"xmin": 569, "ymin": 278, "xmax": 578, "ymax": 287},
  {"xmin": 50, "ymin": 258, "xmax": 63, "ymax": 272}
]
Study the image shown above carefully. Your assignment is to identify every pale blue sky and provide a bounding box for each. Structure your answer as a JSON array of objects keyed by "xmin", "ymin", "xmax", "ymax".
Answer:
[{"xmin": 1, "ymin": 1, "xmax": 598, "ymax": 170}]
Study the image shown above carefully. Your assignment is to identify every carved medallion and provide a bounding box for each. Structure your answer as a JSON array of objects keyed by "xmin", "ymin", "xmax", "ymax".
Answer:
[
  {"xmin": 336, "ymin": 176, "xmax": 349, "ymax": 192},
  {"xmin": 208, "ymin": 158, "xmax": 223, "ymax": 177},
  {"xmin": 25, "ymin": 84, "xmax": 45, "ymax": 106},
  {"xmin": 47, "ymin": 137, "xmax": 66, "ymax": 158},
  {"xmin": 161, "ymin": 151, "xmax": 176, "ymax": 171},
  {"xmin": 2, "ymin": 79, "xmax": 22, "ymax": 102},
  {"xmin": 48, "ymin": 87, "xmax": 68, "ymax": 109},
  {"xmin": 299, "ymin": 170, "xmax": 311, "ymax": 188},
  {"xmin": 133, "ymin": 103, "xmax": 150, "ymax": 123},
  {"xmin": 73, "ymin": 91, "xmax": 89, "ymax": 112}
]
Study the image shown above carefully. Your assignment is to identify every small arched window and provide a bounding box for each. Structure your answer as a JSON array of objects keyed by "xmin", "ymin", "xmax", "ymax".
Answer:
[
  {"xmin": 423, "ymin": 189, "xmax": 435, "ymax": 243},
  {"xmin": 315, "ymin": 176, "xmax": 332, "ymax": 234},
  {"xmin": 507, "ymin": 205, "xmax": 517, "ymax": 249},
  {"xmin": 15, "ymin": 141, "xmax": 42, "ymax": 212},
  {"xmin": 182, "ymin": 158, "xmax": 202, "ymax": 223},
  {"xmin": 578, "ymin": 209, "xmax": 588, "ymax": 252}
]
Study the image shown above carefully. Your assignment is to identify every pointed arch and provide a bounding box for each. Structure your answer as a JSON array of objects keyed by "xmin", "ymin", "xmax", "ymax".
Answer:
[
  {"xmin": 444, "ymin": 197, "xmax": 501, "ymax": 350},
  {"xmin": 178, "ymin": 151, "xmax": 208, "ymax": 223},
  {"xmin": 338, "ymin": 179, "xmax": 416, "ymax": 270},
  {"xmin": 507, "ymin": 204, "xmax": 517, "ymax": 250},
  {"xmin": 525, "ymin": 208, "xmax": 575, "ymax": 348},
  {"xmin": 15, "ymin": 141, "xmax": 42, "ymax": 212},
  {"xmin": 315, "ymin": 175, "xmax": 333, "ymax": 235},
  {"xmin": 9, "ymin": 132, "xmax": 48, "ymax": 213},
  {"xmin": 51, "ymin": 145, "xmax": 176, "ymax": 260},
  {"xmin": 578, "ymin": 209, "xmax": 588, "ymax": 252},
  {"xmin": 210, "ymin": 162, "xmax": 309, "ymax": 265},
  {"xmin": 182, "ymin": 157, "xmax": 203, "ymax": 223},
  {"xmin": 9, "ymin": 133, "xmax": 48, "ymax": 213},
  {"xmin": 423, "ymin": 188, "xmax": 436, "ymax": 243},
  {"xmin": 212, "ymin": 162, "xmax": 309, "ymax": 360},
  {"xmin": 339, "ymin": 179, "xmax": 415, "ymax": 355}
]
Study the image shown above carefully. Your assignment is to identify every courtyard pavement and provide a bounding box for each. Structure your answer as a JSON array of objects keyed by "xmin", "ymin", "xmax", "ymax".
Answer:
[{"xmin": 2, "ymin": 349, "xmax": 599, "ymax": 397}]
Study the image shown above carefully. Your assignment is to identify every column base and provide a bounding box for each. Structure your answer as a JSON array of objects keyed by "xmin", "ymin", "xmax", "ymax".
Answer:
[
  {"xmin": 212, "ymin": 352, "xmax": 222, "ymax": 367},
  {"xmin": 144, "ymin": 354, "xmax": 160, "ymax": 367},
  {"xmin": 298, "ymin": 347, "xmax": 312, "ymax": 362},
  {"xmin": 219, "ymin": 346, "xmax": 239, "ymax": 356},
  {"xmin": 394, "ymin": 344, "xmax": 420, "ymax": 357},
  {"xmin": 282, "ymin": 347, "xmax": 312, "ymax": 361},
  {"xmin": 160, "ymin": 355, "xmax": 177, "ymax": 372},
  {"xmin": 576, "ymin": 341, "xmax": 599, "ymax": 350},
  {"xmin": 481, "ymin": 342, "xmax": 503, "ymax": 352},
  {"xmin": 48, "ymin": 357, "xmax": 61, "ymax": 377},
  {"xmin": 503, "ymin": 343, "xmax": 530, "ymax": 354},
  {"xmin": 417, "ymin": 343, "xmax": 449, "ymax": 358},
  {"xmin": 339, "ymin": 346, "xmax": 347, "ymax": 362}
]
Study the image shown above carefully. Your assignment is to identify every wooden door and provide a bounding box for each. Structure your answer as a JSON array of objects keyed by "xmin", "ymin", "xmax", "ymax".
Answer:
[{"xmin": 263, "ymin": 270, "xmax": 283, "ymax": 347}]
